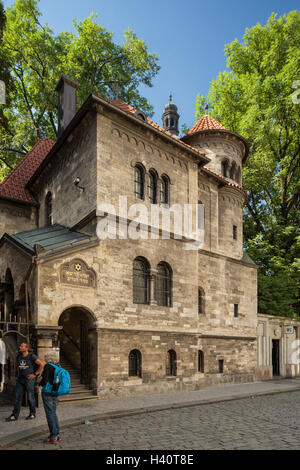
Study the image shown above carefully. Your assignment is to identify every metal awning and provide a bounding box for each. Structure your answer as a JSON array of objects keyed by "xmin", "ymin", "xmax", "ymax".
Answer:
[{"xmin": 0, "ymin": 224, "xmax": 92, "ymax": 257}]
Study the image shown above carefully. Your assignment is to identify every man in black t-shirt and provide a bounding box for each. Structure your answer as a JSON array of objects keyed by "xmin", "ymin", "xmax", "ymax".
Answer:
[{"xmin": 5, "ymin": 342, "xmax": 44, "ymax": 421}]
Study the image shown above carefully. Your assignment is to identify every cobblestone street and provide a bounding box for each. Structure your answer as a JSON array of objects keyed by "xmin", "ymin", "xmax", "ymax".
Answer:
[{"xmin": 5, "ymin": 391, "xmax": 300, "ymax": 450}]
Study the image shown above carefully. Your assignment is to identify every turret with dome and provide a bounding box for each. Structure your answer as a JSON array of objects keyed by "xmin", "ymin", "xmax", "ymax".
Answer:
[{"xmin": 180, "ymin": 107, "xmax": 248, "ymax": 186}]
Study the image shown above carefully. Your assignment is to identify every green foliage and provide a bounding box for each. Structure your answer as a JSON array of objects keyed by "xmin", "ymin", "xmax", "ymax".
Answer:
[
  {"xmin": 195, "ymin": 12, "xmax": 300, "ymax": 317},
  {"xmin": 258, "ymin": 272, "xmax": 299, "ymax": 318},
  {"xmin": 0, "ymin": 0, "xmax": 160, "ymax": 175}
]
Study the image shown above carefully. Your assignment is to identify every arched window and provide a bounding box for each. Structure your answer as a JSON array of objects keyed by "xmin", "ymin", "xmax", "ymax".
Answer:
[
  {"xmin": 198, "ymin": 288, "xmax": 205, "ymax": 314},
  {"xmin": 198, "ymin": 350, "xmax": 204, "ymax": 373},
  {"xmin": 45, "ymin": 192, "xmax": 52, "ymax": 226},
  {"xmin": 134, "ymin": 165, "xmax": 145, "ymax": 200},
  {"xmin": 166, "ymin": 349, "xmax": 177, "ymax": 376},
  {"xmin": 148, "ymin": 169, "xmax": 158, "ymax": 204},
  {"xmin": 230, "ymin": 162, "xmax": 237, "ymax": 180},
  {"xmin": 221, "ymin": 160, "xmax": 229, "ymax": 178},
  {"xmin": 156, "ymin": 262, "xmax": 172, "ymax": 307},
  {"xmin": 133, "ymin": 257, "xmax": 150, "ymax": 304},
  {"xmin": 160, "ymin": 175, "xmax": 170, "ymax": 205},
  {"xmin": 129, "ymin": 349, "xmax": 142, "ymax": 377}
]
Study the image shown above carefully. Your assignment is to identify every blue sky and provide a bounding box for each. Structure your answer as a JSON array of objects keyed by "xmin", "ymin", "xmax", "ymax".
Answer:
[{"xmin": 3, "ymin": 0, "xmax": 300, "ymax": 132}]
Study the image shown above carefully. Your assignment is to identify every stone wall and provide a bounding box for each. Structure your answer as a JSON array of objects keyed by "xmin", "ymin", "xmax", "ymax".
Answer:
[
  {"xmin": 0, "ymin": 199, "xmax": 37, "ymax": 239},
  {"xmin": 33, "ymin": 111, "xmax": 97, "ymax": 230},
  {"xmin": 198, "ymin": 250, "xmax": 257, "ymax": 337}
]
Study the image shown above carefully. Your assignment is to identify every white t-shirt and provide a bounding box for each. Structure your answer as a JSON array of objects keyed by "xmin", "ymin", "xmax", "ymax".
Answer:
[{"xmin": 0, "ymin": 339, "xmax": 6, "ymax": 364}]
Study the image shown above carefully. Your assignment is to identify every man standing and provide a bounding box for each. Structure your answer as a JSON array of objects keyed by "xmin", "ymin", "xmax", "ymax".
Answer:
[{"xmin": 5, "ymin": 342, "xmax": 44, "ymax": 421}]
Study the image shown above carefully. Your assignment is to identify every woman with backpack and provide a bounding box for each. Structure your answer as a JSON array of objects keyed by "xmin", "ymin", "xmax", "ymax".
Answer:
[{"xmin": 37, "ymin": 349, "xmax": 62, "ymax": 445}]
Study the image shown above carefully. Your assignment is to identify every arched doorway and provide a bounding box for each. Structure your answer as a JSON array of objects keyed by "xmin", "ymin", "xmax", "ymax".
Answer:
[{"xmin": 58, "ymin": 307, "xmax": 97, "ymax": 390}]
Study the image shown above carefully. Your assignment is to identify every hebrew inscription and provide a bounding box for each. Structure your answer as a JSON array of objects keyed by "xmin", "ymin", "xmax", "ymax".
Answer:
[{"xmin": 60, "ymin": 259, "xmax": 96, "ymax": 287}]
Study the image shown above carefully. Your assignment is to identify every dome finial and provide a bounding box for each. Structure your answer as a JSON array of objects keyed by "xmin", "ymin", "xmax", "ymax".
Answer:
[
  {"xmin": 162, "ymin": 94, "xmax": 180, "ymax": 136},
  {"xmin": 204, "ymin": 103, "xmax": 209, "ymax": 115}
]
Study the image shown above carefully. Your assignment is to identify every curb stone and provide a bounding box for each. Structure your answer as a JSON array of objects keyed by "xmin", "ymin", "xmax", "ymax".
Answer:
[{"xmin": 1, "ymin": 386, "xmax": 300, "ymax": 450}]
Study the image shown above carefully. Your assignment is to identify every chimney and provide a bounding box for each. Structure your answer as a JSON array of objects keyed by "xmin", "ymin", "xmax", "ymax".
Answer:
[{"xmin": 55, "ymin": 75, "xmax": 80, "ymax": 137}]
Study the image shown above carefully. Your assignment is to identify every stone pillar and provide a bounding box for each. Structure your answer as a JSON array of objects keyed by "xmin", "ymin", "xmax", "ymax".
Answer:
[
  {"xmin": 150, "ymin": 270, "xmax": 157, "ymax": 306},
  {"xmin": 35, "ymin": 326, "xmax": 62, "ymax": 361}
]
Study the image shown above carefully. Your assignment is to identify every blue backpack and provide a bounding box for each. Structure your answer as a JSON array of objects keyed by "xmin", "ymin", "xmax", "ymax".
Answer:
[{"xmin": 43, "ymin": 363, "xmax": 71, "ymax": 397}]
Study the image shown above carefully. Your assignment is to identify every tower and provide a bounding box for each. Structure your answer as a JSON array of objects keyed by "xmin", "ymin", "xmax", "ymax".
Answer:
[
  {"xmin": 162, "ymin": 94, "xmax": 180, "ymax": 136},
  {"xmin": 180, "ymin": 114, "xmax": 248, "ymax": 185}
]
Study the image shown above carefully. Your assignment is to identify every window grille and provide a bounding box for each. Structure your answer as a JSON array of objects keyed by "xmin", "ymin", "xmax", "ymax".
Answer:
[
  {"xmin": 134, "ymin": 165, "xmax": 144, "ymax": 199},
  {"xmin": 148, "ymin": 170, "xmax": 157, "ymax": 204},
  {"xmin": 156, "ymin": 263, "xmax": 172, "ymax": 307},
  {"xmin": 166, "ymin": 349, "xmax": 177, "ymax": 376},
  {"xmin": 133, "ymin": 258, "xmax": 150, "ymax": 304},
  {"xmin": 160, "ymin": 175, "xmax": 169, "ymax": 205},
  {"xmin": 129, "ymin": 349, "xmax": 142, "ymax": 377}
]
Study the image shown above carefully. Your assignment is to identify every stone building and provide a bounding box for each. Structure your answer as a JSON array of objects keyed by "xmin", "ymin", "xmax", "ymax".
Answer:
[
  {"xmin": 0, "ymin": 76, "xmax": 268, "ymax": 400},
  {"xmin": 257, "ymin": 314, "xmax": 300, "ymax": 380}
]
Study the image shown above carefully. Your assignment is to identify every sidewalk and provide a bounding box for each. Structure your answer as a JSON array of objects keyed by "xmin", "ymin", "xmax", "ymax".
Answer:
[{"xmin": 1, "ymin": 377, "xmax": 300, "ymax": 449}]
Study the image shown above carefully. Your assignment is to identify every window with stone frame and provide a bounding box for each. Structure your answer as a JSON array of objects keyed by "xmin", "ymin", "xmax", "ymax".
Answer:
[
  {"xmin": 156, "ymin": 262, "xmax": 172, "ymax": 307},
  {"xmin": 166, "ymin": 349, "xmax": 177, "ymax": 376},
  {"xmin": 148, "ymin": 169, "xmax": 158, "ymax": 204},
  {"xmin": 198, "ymin": 288, "xmax": 205, "ymax": 314},
  {"xmin": 160, "ymin": 174, "xmax": 170, "ymax": 205},
  {"xmin": 134, "ymin": 164, "xmax": 145, "ymax": 200},
  {"xmin": 234, "ymin": 304, "xmax": 239, "ymax": 317},
  {"xmin": 129, "ymin": 349, "xmax": 142, "ymax": 377},
  {"xmin": 221, "ymin": 160, "xmax": 229, "ymax": 177},
  {"xmin": 133, "ymin": 257, "xmax": 150, "ymax": 304},
  {"xmin": 198, "ymin": 350, "xmax": 204, "ymax": 373},
  {"xmin": 233, "ymin": 225, "xmax": 237, "ymax": 240}
]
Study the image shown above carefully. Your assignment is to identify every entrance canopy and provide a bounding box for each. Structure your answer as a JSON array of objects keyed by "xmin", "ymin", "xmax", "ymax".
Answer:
[{"xmin": 0, "ymin": 224, "xmax": 92, "ymax": 257}]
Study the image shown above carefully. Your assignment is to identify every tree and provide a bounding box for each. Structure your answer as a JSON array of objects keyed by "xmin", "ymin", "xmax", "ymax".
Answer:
[
  {"xmin": 194, "ymin": 12, "xmax": 300, "ymax": 317},
  {"xmin": 0, "ymin": 0, "xmax": 160, "ymax": 177}
]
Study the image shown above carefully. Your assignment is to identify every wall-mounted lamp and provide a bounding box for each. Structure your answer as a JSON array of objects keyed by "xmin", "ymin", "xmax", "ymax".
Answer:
[{"xmin": 73, "ymin": 177, "xmax": 85, "ymax": 191}]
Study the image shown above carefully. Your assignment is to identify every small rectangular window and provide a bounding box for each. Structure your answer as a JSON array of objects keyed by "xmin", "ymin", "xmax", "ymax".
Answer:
[
  {"xmin": 234, "ymin": 304, "xmax": 239, "ymax": 318},
  {"xmin": 218, "ymin": 359, "xmax": 224, "ymax": 373},
  {"xmin": 233, "ymin": 225, "xmax": 237, "ymax": 240}
]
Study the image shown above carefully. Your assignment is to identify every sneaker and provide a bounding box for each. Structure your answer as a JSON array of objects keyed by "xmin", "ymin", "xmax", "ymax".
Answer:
[
  {"xmin": 25, "ymin": 414, "xmax": 36, "ymax": 420},
  {"xmin": 5, "ymin": 414, "xmax": 17, "ymax": 422},
  {"xmin": 49, "ymin": 437, "xmax": 60, "ymax": 445},
  {"xmin": 43, "ymin": 435, "xmax": 61, "ymax": 444}
]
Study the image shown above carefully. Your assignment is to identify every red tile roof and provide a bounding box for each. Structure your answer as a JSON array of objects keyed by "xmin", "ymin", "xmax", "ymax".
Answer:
[
  {"xmin": 187, "ymin": 115, "xmax": 227, "ymax": 134},
  {"xmin": 0, "ymin": 139, "xmax": 55, "ymax": 204},
  {"xmin": 0, "ymin": 101, "xmax": 247, "ymax": 206}
]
